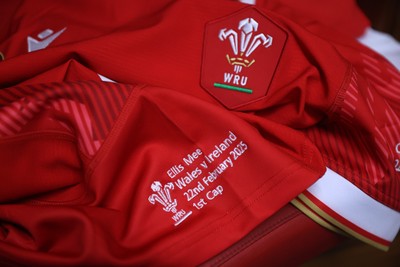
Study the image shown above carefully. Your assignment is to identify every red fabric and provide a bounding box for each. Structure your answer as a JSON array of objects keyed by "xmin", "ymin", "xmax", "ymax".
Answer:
[
  {"xmin": 0, "ymin": 134, "xmax": 82, "ymax": 203},
  {"xmin": 255, "ymin": 0, "xmax": 370, "ymax": 38},
  {"xmin": 201, "ymin": 204, "xmax": 344, "ymax": 267},
  {"xmin": 0, "ymin": 0, "xmax": 398, "ymax": 266}
]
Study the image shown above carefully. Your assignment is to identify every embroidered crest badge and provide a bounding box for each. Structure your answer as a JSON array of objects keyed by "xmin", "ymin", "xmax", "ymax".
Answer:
[{"xmin": 201, "ymin": 7, "xmax": 287, "ymax": 109}]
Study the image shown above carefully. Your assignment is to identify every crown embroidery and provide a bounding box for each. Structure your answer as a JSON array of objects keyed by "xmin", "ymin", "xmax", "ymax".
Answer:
[{"xmin": 219, "ymin": 18, "xmax": 273, "ymax": 73}]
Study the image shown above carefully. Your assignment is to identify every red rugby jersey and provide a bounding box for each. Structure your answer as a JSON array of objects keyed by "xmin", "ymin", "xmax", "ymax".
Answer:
[{"xmin": 0, "ymin": 0, "xmax": 399, "ymax": 265}]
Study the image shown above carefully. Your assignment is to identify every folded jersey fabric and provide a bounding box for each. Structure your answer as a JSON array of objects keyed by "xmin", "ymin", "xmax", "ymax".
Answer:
[
  {"xmin": 246, "ymin": 0, "xmax": 400, "ymax": 251},
  {"xmin": 293, "ymin": 46, "xmax": 400, "ymax": 250},
  {"xmin": 0, "ymin": 62, "xmax": 325, "ymax": 266},
  {"xmin": 0, "ymin": 0, "xmax": 399, "ymax": 265}
]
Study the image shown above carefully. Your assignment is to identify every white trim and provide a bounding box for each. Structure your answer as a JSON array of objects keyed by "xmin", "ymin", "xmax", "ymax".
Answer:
[
  {"xmin": 97, "ymin": 74, "xmax": 116, "ymax": 83},
  {"xmin": 239, "ymin": 0, "xmax": 256, "ymax": 5},
  {"xmin": 307, "ymin": 168, "xmax": 400, "ymax": 241},
  {"xmin": 358, "ymin": 27, "xmax": 400, "ymax": 70}
]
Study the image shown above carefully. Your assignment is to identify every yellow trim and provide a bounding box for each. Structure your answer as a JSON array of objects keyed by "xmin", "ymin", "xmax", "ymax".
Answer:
[
  {"xmin": 226, "ymin": 54, "xmax": 231, "ymax": 65},
  {"xmin": 298, "ymin": 193, "xmax": 389, "ymax": 251},
  {"xmin": 291, "ymin": 198, "xmax": 344, "ymax": 235},
  {"xmin": 247, "ymin": 59, "xmax": 255, "ymax": 67}
]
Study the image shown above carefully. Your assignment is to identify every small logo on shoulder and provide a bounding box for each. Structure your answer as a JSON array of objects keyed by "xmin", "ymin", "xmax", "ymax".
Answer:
[
  {"xmin": 201, "ymin": 7, "xmax": 287, "ymax": 109},
  {"xmin": 27, "ymin": 27, "xmax": 67, "ymax": 53}
]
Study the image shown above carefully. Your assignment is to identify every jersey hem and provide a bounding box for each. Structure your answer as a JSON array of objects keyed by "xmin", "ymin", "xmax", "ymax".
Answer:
[{"xmin": 297, "ymin": 167, "xmax": 400, "ymax": 251}]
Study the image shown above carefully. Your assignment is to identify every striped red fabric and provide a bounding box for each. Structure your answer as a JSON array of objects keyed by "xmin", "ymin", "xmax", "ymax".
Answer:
[
  {"xmin": 0, "ymin": 81, "xmax": 132, "ymax": 156},
  {"xmin": 361, "ymin": 52, "xmax": 400, "ymax": 106},
  {"xmin": 304, "ymin": 66, "xmax": 400, "ymax": 210}
]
